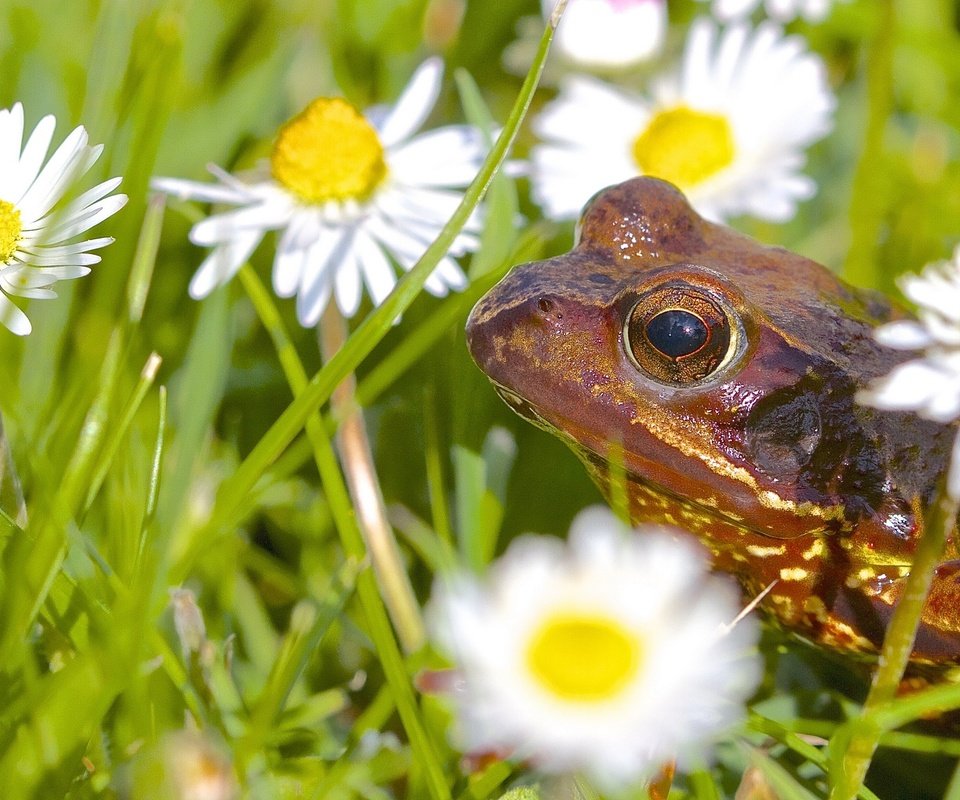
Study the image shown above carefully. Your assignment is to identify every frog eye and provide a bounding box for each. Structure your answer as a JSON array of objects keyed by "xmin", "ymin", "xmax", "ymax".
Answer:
[
  {"xmin": 624, "ymin": 286, "xmax": 735, "ymax": 385},
  {"xmin": 644, "ymin": 310, "xmax": 708, "ymax": 358}
]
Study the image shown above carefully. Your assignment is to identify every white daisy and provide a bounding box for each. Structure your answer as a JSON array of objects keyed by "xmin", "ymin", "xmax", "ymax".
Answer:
[
  {"xmin": 427, "ymin": 506, "xmax": 761, "ymax": 788},
  {"xmin": 857, "ymin": 247, "xmax": 960, "ymax": 426},
  {"xmin": 549, "ymin": 0, "xmax": 667, "ymax": 70},
  {"xmin": 530, "ymin": 19, "xmax": 835, "ymax": 223},
  {"xmin": 153, "ymin": 58, "xmax": 485, "ymax": 326},
  {"xmin": 0, "ymin": 103, "xmax": 127, "ymax": 335},
  {"xmin": 503, "ymin": 0, "xmax": 666, "ymax": 82},
  {"xmin": 698, "ymin": 0, "xmax": 842, "ymax": 23}
]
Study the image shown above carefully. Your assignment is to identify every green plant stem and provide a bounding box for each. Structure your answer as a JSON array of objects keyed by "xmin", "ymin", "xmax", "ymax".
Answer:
[
  {"xmin": 749, "ymin": 715, "xmax": 880, "ymax": 800},
  {"xmin": 843, "ymin": 0, "xmax": 895, "ymax": 288},
  {"xmin": 82, "ymin": 352, "xmax": 162, "ymax": 517},
  {"xmin": 423, "ymin": 388, "xmax": 455, "ymax": 548},
  {"xmin": 0, "ymin": 328, "xmax": 124, "ymax": 658},
  {"xmin": 831, "ymin": 427, "xmax": 960, "ymax": 799},
  {"xmin": 319, "ymin": 305, "xmax": 426, "ymax": 653},
  {"xmin": 238, "ymin": 565, "xmax": 357, "ymax": 771},
  {"xmin": 946, "ymin": 737, "xmax": 960, "ymax": 800},
  {"xmin": 0, "ymin": 411, "xmax": 26, "ymax": 528},
  {"xmin": 238, "ymin": 265, "xmax": 450, "ymax": 800}
]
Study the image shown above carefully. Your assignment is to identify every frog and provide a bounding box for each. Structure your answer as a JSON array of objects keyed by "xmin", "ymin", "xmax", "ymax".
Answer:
[{"xmin": 466, "ymin": 176, "xmax": 960, "ymax": 664}]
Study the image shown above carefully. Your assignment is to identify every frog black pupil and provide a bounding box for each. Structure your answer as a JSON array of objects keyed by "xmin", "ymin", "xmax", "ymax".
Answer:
[{"xmin": 644, "ymin": 310, "xmax": 708, "ymax": 359}]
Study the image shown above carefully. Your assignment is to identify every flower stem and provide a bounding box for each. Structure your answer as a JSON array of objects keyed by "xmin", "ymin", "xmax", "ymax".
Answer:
[
  {"xmin": 0, "ymin": 412, "xmax": 26, "ymax": 528},
  {"xmin": 831, "ymin": 427, "xmax": 960, "ymax": 799},
  {"xmin": 843, "ymin": 0, "xmax": 895, "ymax": 289},
  {"xmin": 319, "ymin": 305, "xmax": 426, "ymax": 654},
  {"xmin": 238, "ymin": 265, "xmax": 450, "ymax": 800}
]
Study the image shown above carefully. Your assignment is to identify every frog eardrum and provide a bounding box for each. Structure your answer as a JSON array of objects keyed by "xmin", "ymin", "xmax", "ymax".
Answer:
[{"xmin": 624, "ymin": 279, "xmax": 739, "ymax": 385}]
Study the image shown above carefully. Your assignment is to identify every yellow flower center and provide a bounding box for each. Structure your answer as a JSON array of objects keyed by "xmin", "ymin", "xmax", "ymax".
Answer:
[
  {"xmin": 526, "ymin": 612, "xmax": 641, "ymax": 702},
  {"xmin": 270, "ymin": 97, "xmax": 387, "ymax": 204},
  {"xmin": 0, "ymin": 200, "xmax": 23, "ymax": 264},
  {"xmin": 632, "ymin": 107, "xmax": 735, "ymax": 189}
]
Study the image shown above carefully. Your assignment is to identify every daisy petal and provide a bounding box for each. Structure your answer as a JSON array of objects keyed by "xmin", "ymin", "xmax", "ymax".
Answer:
[
  {"xmin": 0, "ymin": 293, "xmax": 31, "ymax": 336},
  {"xmin": 17, "ymin": 126, "xmax": 92, "ymax": 221},
  {"xmin": 3, "ymin": 264, "xmax": 91, "ymax": 284},
  {"xmin": 863, "ymin": 247, "xmax": 960, "ymax": 423},
  {"xmin": 296, "ymin": 266, "xmax": 333, "ymax": 328},
  {"xmin": 151, "ymin": 176, "xmax": 253, "ymax": 205},
  {"xmin": 354, "ymin": 231, "xmax": 397, "ymax": 307},
  {"xmin": 425, "ymin": 256, "xmax": 467, "ymax": 295},
  {"xmin": 273, "ymin": 214, "xmax": 317, "ymax": 298},
  {"xmin": 874, "ymin": 320, "xmax": 934, "ymax": 350},
  {"xmin": 191, "ymin": 202, "xmax": 292, "ymax": 246},
  {"xmin": 388, "ymin": 125, "xmax": 486, "ymax": 188},
  {"xmin": 39, "ymin": 194, "xmax": 128, "ymax": 241},
  {"xmin": 19, "ymin": 236, "xmax": 114, "ymax": 258},
  {"xmin": 333, "ymin": 233, "xmax": 363, "ymax": 317},
  {"xmin": 0, "ymin": 283, "xmax": 58, "ymax": 301},
  {"xmin": 0, "ymin": 103, "xmax": 25, "ymax": 190},
  {"xmin": 297, "ymin": 227, "xmax": 353, "ymax": 326},
  {"xmin": 12, "ymin": 252, "xmax": 100, "ymax": 268},
  {"xmin": 9, "ymin": 113, "xmax": 56, "ymax": 203},
  {"xmin": 60, "ymin": 176, "xmax": 124, "ymax": 218},
  {"xmin": 188, "ymin": 229, "xmax": 263, "ymax": 298},
  {"xmin": 377, "ymin": 57, "xmax": 443, "ymax": 148},
  {"xmin": 549, "ymin": 0, "xmax": 667, "ymax": 69}
]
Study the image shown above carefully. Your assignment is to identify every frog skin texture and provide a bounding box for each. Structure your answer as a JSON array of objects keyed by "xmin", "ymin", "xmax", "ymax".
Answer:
[{"xmin": 466, "ymin": 176, "xmax": 960, "ymax": 664}]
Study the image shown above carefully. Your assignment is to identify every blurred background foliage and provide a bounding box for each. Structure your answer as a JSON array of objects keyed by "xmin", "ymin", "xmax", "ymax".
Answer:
[{"xmin": 0, "ymin": 0, "xmax": 959, "ymax": 797}]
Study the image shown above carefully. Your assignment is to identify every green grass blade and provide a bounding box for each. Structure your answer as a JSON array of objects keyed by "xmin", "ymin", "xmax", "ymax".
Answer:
[
  {"xmin": 82, "ymin": 352, "xmax": 162, "ymax": 516},
  {"xmin": 745, "ymin": 745, "xmax": 819, "ymax": 800},
  {"xmin": 127, "ymin": 194, "xmax": 165, "ymax": 324},
  {"xmin": 239, "ymin": 265, "xmax": 453, "ymax": 800},
  {"xmin": 238, "ymin": 562, "xmax": 359, "ymax": 770},
  {"xmin": 453, "ymin": 67, "xmax": 520, "ymax": 281}
]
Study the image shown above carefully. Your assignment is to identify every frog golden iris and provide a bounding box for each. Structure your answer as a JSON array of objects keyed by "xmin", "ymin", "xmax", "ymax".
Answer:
[
  {"xmin": 467, "ymin": 176, "xmax": 958, "ymax": 664},
  {"xmin": 623, "ymin": 280, "xmax": 741, "ymax": 385}
]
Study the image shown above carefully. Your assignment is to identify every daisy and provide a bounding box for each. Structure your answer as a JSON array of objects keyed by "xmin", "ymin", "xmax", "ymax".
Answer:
[
  {"xmin": 427, "ymin": 506, "xmax": 761, "ymax": 788},
  {"xmin": 503, "ymin": 0, "xmax": 666, "ymax": 82},
  {"xmin": 0, "ymin": 103, "xmax": 127, "ymax": 335},
  {"xmin": 530, "ymin": 19, "xmax": 835, "ymax": 223},
  {"xmin": 857, "ymin": 247, "xmax": 960, "ymax": 425},
  {"xmin": 550, "ymin": 0, "xmax": 667, "ymax": 70},
  {"xmin": 153, "ymin": 58, "xmax": 485, "ymax": 326},
  {"xmin": 697, "ymin": 0, "xmax": 843, "ymax": 23}
]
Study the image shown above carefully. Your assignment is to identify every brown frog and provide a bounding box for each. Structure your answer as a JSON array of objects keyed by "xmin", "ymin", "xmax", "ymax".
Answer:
[{"xmin": 467, "ymin": 177, "xmax": 960, "ymax": 663}]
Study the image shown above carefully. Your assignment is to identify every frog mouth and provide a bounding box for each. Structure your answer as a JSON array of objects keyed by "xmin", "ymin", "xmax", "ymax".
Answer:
[
  {"xmin": 489, "ymin": 381, "xmax": 784, "ymax": 541},
  {"xmin": 492, "ymin": 385, "xmax": 553, "ymax": 429}
]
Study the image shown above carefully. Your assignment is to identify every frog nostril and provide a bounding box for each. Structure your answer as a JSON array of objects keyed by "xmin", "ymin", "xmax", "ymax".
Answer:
[{"xmin": 537, "ymin": 297, "xmax": 554, "ymax": 314}]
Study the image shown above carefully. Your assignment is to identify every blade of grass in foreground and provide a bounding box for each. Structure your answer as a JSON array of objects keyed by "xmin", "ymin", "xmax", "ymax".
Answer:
[
  {"xmin": 239, "ymin": 265, "xmax": 451, "ymax": 800},
  {"xmin": 182, "ymin": 5, "xmax": 565, "ymax": 571},
  {"xmin": 237, "ymin": 563, "xmax": 359, "ymax": 773}
]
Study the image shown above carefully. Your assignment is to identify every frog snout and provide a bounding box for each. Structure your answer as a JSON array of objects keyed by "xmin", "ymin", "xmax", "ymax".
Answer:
[{"xmin": 465, "ymin": 283, "xmax": 571, "ymax": 390}]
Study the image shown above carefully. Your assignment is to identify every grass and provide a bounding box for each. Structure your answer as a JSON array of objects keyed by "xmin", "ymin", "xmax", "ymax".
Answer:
[{"xmin": 1, "ymin": 0, "xmax": 960, "ymax": 798}]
